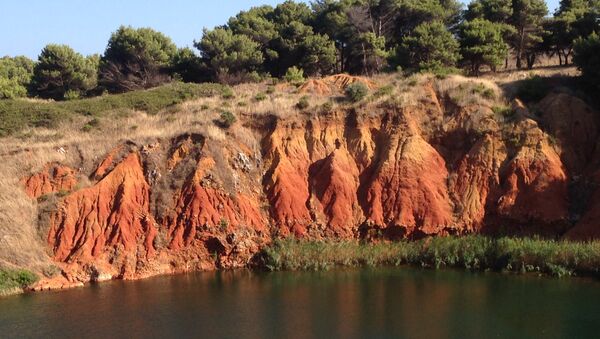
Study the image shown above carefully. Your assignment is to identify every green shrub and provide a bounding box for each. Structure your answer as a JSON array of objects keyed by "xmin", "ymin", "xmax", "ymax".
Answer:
[
  {"xmin": 345, "ymin": 82, "xmax": 369, "ymax": 103},
  {"xmin": 81, "ymin": 117, "xmax": 101, "ymax": 132},
  {"xmin": 0, "ymin": 269, "xmax": 38, "ymax": 293},
  {"xmin": 374, "ymin": 85, "xmax": 394, "ymax": 98},
  {"xmin": 296, "ymin": 96, "xmax": 310, "ymax": 110},
  {"xmin": 493, "ymin": 105, "xmax": 516, "ymax": 119},
  {"xmin": 42, "ymin": 265, "xmax": 61, "ymax": 278},
  {"xmin": 321, "ymin": 101, "xmax": 334, "ymax": 113},
  {"xmin": 64, "ymin": 90, "xmax": 81, "ymax": 101},
  {"xmin": 284, "ymin": 66, "xmax": 305, "ymax": 85},
  {"xmin": 516, "ymin": 76, "xmax": 550, "ymax": 103},
  {"xmin": 246, "ymin": 71, "xmax": 263, "ymax": 83},
  {"xmin": 472, "ymin": 83, "xmax": 495, "ymax": 99},
  {"xmin": 221, "ymin": 86, "xmax": 235, "ymax": 99},
  {"xmin": 254, "ymin": 92, "xmax": 267, "ymax": 102},
  {"xmin": 219, "ymin": 110, "xmax": 236, "ymax": 128},
  {"xmin": 219, "ymin": 218, "xmax": 229, "ymax": 232},
  {"xmin": 482, "ymin": 88, "xmax": 495, "ymax": 99},
  {"xmin": 56, "ymin": 189, "xmax": 70, "ymax": 197},
  {"xmin": 574, "ymin": 33, "xmax": 600, "ymax": 91}
]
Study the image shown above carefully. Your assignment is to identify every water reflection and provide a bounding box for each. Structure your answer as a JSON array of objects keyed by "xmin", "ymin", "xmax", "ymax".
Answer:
[{"xmin": 0, "ymin": 268, "xmax": 598, "ymax": 338}]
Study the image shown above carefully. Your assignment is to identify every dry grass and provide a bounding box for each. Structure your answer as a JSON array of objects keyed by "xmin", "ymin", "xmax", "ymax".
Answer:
[
  {"xmin": 482, "ymin": 66, "xmax": 579, "ymax": 85},
  {"xmin": 433, "ymin": 74, "xmax": 503, "ymax": 107},
  {"xmin": 0, "ymin": 158, "xmax": 51, "ymax": 271}
]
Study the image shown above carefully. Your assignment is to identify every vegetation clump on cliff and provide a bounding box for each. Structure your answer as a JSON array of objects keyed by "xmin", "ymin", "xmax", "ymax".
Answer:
[
  {"xmin": 261, "ymin": 236, "xmax": 600, "ymax": 278},
  {"xmin": 0, "ymin": 269, "xmax": 38, "ymax": 295}
]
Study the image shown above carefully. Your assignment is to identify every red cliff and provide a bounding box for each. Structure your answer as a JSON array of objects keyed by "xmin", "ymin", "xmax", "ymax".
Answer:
[{"xmin": 15, "ymin": 80, "xmax": 600, "ymax": 287}]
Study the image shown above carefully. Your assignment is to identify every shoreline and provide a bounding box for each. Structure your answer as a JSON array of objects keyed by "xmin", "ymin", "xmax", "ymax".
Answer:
[
  {"xmin": 3, "ymin": 235, "xmax": 600, "ymax": 297},
  {"xmin": 259, "ymin": 235, "xmax": 600, "ymax": 278}
]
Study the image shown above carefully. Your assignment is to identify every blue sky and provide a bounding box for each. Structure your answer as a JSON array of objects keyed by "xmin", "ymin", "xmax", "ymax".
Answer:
[{"xmin": 1, "ymin": 0, "xmax": 560, "ymax": 59}]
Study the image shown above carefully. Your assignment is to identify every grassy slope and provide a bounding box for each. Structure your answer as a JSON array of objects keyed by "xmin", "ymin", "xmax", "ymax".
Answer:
[
  {"xmin": 0, "ymin": 82, "xmax": 230, "ymax": 137},
  {"xmin": 261, "ymin": 236, "xmax": 600, "ymax": 278}
]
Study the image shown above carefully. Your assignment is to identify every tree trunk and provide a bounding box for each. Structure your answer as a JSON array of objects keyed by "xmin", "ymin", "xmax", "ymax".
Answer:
[
  {"xmin": 516, "ymin": 29, "xmax": 525, "ymax": 69},
  {"xmin": 526, "ymin": 54, "xmax": 536, "ymax": 69},
  {"xmin": 558, "ymin": 49, "xmax": 563, "ymax": 66},
  {"xmin": 340, "ymin": 44, "xmax": 344, "ymax": 73},
  {"xmin": 564, "ymin": 48, "xmax": 572, "ymax": 66},
  {"xmin": 361, "ymin": 42, "xmax": 368, "ymax": 75}
]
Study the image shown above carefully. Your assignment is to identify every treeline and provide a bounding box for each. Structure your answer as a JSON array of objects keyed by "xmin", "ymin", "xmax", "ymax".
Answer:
[{"xmin": 1, "ymin": 0, "xmax": 600, "ymax": 101}]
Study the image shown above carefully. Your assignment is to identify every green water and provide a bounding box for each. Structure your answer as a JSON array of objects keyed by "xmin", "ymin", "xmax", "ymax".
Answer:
[{"xmin": 0, "ymin": 268, "xmax": 598, "ymax": 338}]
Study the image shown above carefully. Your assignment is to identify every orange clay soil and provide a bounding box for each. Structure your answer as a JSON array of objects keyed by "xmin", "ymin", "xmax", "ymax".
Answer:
[{"xmin": 21, "ymin": 163, "xmax": 78, "ymax": 199}]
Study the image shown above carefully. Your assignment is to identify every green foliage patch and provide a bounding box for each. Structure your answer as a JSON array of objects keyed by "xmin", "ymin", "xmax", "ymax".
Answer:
[
  {"xmin": 296, "ymin": 95, "xmax": 310, "ymax": 110},
  {"xmin": 260, "ymin": 235, "xmax": 600, "ymax": 278},
  {"xmin": 284, "ymin": 66, "xmax": 305, "ymax": 85},
  {"xmin": 516, "ymin": 75, "xmax": 551, "ymax": 102},
  {"xmin": 345, "ymin": 82, "xmax": 369, "ymax": 103},
  {"xmin": 0, "ymin": 269, "xmax": 38, "ymax": 293},
  {"xmin": 402, "ymin": 21, "xmax": 460, "ymax": 72},
  {"xmin": 574, "ymin": 33, "xmax": 600, "ymax": 91},
  {"xmin": 219, "ymin": 110, "xmax": 237, "ymax": 128}
]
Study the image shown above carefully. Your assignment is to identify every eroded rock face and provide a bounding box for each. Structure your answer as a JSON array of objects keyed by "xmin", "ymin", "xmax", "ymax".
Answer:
[
  {"xmin": 21, "ymin": 163, "xmax": 78, "ymax": 198},
  {"xmin": 309, "ymin": 147, "xmax": 362, "ymax": 237},
  {"xmin": 565, "ymin": 171, "xmax": 600, "ymax": 241},
  {"xmin": 165, "ymin": 157, "xmax": 268, "ymax": 251},
  {"xmin": 538, "ymin": 93, "xmax": 599, "ymax": 174},
  {"xmin": 48, "ymin": 153, "xmax": 157, "ymax": 266},
  {"xmin": 263, "ymin": 119, "xmax": 313, "ymax": 236},
  {"xmin": 494, "ymin": 142, "xmax": 569, "ymax": 228},
  {"xmin": 21, "ymin": 86, "xmax": 600, "ymax": 287},
  {"xmin": 364, "ymin": 134, "xmax": 454, "ymax": 237},
  {"xmin": 449, "ymin": 135, "xmax": 506, "ymax": 231}
]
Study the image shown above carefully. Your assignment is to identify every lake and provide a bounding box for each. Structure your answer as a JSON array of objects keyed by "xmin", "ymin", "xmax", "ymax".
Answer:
[{"xmin": 0, "ymin": 268, "xmax": 598, "ymax": 338}]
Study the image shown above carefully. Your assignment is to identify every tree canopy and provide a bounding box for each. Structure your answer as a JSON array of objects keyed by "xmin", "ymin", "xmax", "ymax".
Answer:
[
  {"xmin": 195, "ymin": 27, "xmax": 264, "ymax": 84},
  {"xmin": 402, "ymin": 21, "xmax": 460, "ymax": 72},
  {"xmin": 510, "ymin": 0, "xmax": 548, "ymax": 69},
  {"xmin": 0, "ymin": 56, "xmax": 34, "ymax": 99},
  {"xmin": 2, "ymin": 0, "xmax": 600, "ymax": 100},
  {"xmin": 465, "ymin": 0, "xmax": 513, "ymax": 22},
  {"xmin": 31, "ymin": 44, "xmax": 97, "ymax": 100},
  {"xmin": 99, "ymin": 26, "xmax": 178, "ymax": 92},
  {"xmin": 574, "ymin": 32, "xmax": 600, "ymax": 89},
  {"xmin": 459, "ymin": 19, "xmax": 512, "ymax": 74}
]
